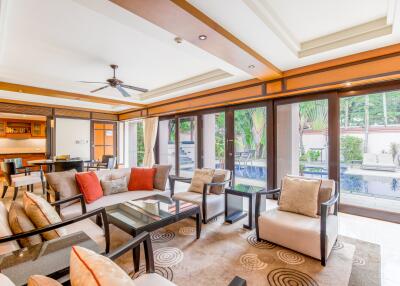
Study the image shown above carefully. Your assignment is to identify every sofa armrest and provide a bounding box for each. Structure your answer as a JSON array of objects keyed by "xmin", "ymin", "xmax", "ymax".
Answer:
[
  {"xmin": 168, "ymin": 175, "xmax": 192, "ymax": 197},
  {"xmin": 205, "ymin": 178, "xmax": 232, "ymax": 188},
  {"xmin": 255, "ymin": 188, "xmax": 280, "ymax": 240},
  {"xmin": 50, "ymin": 193, "xmax": 87, "ymax": 215},
  {"xmin": 106, "ymin": 232, "xmax": 155, "ymax": 273},
  {"xmin": 320, "ymin": 190, "xmax": 339, "ymax": 266},
  {"xmin": 0, "ymin": 207, "xmax": 109, "ymax": 253}
]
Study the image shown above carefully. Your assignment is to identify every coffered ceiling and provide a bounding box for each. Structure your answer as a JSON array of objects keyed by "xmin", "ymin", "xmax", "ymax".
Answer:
[{"xmin": 0, "ymin": 0, "xmax": 398, "ymax": 113}]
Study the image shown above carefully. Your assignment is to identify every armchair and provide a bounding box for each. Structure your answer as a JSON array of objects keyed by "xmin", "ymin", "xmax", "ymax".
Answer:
[
  {"xmin": 0, "ymin": 193, "xmax": 110, "ymax": 254},
  {"xmin": 255, "ymin": 178, "xmax": 339, "ymax": 266},
  {"xmin": 169, "ymin": 170, "xmax": 232, "ymax": 223}
]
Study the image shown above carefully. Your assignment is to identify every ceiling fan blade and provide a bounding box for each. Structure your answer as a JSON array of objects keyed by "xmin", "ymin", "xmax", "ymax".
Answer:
[
  {"xmin": 120, "ymin": 84, "xmax": 148, "ymax": 93},
  {"xmin": 79, "ymin": 81, "xmax": 108, "ymax": 84},
  {"xmin": 116, "ymin": 85, "xmax": 131, "ymax": 97},
  {"xmin": 90, "ymin": 85, "xmax": 109, "ymax": 93}
]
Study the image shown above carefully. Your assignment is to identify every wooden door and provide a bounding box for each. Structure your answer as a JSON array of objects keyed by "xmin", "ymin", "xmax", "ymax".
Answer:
[{"xmin": 91, "ymin": 121, "xmax": 117, "ymax": 161}]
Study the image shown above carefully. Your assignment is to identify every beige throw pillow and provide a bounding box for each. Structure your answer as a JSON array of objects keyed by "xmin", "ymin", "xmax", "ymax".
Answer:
[
  {"xmin": 278, "ymin": 176, "xmax": 321, "ymax": 218},
  {"xmin": 45, "ymin": 169, "xmax": 79, "ymax": 208},
  {"xmin": 100, "ymin": 177, "xmax": 128, "ymax": 196},
  {"xmin": 23, "ymin": 192, "xmax": 67, "ymax": 240},
  {"xmin": 188, "ymin": 169, "xmax": 215, "ymax": 194},
  {"xmin": 70, "ymin": 246, "xmax": 134, "ymax": 286},
  {"xmin": 210, "ymin": 169, "xmax": 230, "ymax": 195},
  {"xmin": 153, "ymin": 164, "xmax": 172, "ymax": 191},
  {"xmin": 8, "ymin": 202, "xmax": 42, "ymax": 248},
  {"xmin": 28, "ymin": 275, "xmax": 62, "ymax": 286}
]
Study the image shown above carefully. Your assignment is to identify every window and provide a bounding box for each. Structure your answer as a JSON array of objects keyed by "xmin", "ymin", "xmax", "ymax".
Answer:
[
  {"xmin": 340, "ymin": 92, "xmax": 400, "ymax": 211},
  {"xmin": 125, "ymin": 120, "xmax": 144, "ymax": 167},
  {"xmin": 276, "ymin": 99, "xmax": 329, "ymax": 183},
  {"xmin": 202, "ymin": 112, "xmax": 225, "ymax": 169},
  {"xmin": 159, "ymin": 119, "xmax": 176, "ymax": 174},
  {"xmin": 179, "ymin": 116, "xmax": 197, "ymax": 177}
]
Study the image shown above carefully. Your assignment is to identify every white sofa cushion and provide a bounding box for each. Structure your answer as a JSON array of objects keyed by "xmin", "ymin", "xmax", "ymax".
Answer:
[
  {"xmin": 258, "ymin": 208, "xmax": 338, "ymax": 259},
  {"xmin": 11, "ymin": 175, "xmax": 43, "ymax": 187},
  {"xmin": 61, "ymin": 190, "xmax": 170, "ymax": 220},
  {"xmin": 0, "ymin": 202, "xmax": 20, "ymax": 255},
  {"xmin": 0, "ymin": 274, "xmax": 15, "ymax": 286},
  {"xmin": 173, "ymin": 191, "xmax": 224, "ymax": 220},
  {"xmin": 64, "ymin": 219, "xmax": 106, "ymax": 253},
  {"xmin": 135, "ymin": 273, "xmax": 176, "ymax": 286}
]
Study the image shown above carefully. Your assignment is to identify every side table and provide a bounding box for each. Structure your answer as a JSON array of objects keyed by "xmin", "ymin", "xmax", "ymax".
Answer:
[{"xmin": 225, "ymin": 184, "xmax": 266, "ymax": 229}]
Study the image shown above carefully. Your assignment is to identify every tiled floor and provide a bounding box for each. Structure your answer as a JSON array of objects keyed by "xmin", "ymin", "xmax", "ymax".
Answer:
[{"xmin": 2, "ymin": 182, "xmax": 400, "ymax": 285}]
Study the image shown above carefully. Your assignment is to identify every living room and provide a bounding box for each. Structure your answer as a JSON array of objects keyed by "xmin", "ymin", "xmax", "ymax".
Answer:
[{"xmin": 0, "ymin": 0, "xmax": 399, "ymax": 285}]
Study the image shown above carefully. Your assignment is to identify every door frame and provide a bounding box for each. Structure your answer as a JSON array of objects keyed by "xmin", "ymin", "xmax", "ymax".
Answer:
[{"xmin": 90, "ymin": 120, "xmax": 118, "ymax": 161}]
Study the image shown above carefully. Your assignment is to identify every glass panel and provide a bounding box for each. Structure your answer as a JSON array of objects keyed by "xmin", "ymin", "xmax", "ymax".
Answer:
[
  {"xmin": 179, "ymin": 117, "xmax": 197, "ymax": 177},
  {"xmin": 234, "ymin": 107, "xmax": 267, "ymax": 188},
  {"xmin": 94, "ymin": 146, "xmax": 104, "ymax": 161},
  {"xmin": 94, "ymin": 130, "xmax": 104, "ymax": 145},
  {"xmin": 340, "ymin": 92, "xmax": 400, "ymax": 212},
  {"xmin": 126, "ymin": 121, "xmax": 144, "ymax": 167},
  {"xmin": 202, "ymin": 112, "xmax": 225, "ymax": 169},
  {"xmin": 276, "ymin": 99, "xmax": 329, "ymax": 184},
  {"xmin": 159, "ymin": 119, "xmax": 176, "ymax": 174}
]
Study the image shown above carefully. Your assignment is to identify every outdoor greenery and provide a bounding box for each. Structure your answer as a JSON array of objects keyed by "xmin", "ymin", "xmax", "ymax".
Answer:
[
  {"xmin": 340, "ymin": 136, "xmax": 363, "ymax": 163},
  {"xmin": 137, "ymin": 122, "xmax": 144, "ymax": 166},
  {"xmin": 215, "ymin": 113, "xmax": 225, "ymax": 160},
  {"xmin": 306, "ymin": 149, "xmax": 321, "ymax": 161}
]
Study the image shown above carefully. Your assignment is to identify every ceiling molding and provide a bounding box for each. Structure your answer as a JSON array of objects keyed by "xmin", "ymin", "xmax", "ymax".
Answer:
[
  {"xmin": 0, "ymin": 98, "xmax": 119, "ymax": 114},
  {"xmin": 109, "ymin": 0, "xmax": 281, "ymax": 80},
  {"xmin": 0, "ymin": 82, "xmax": 147, "ymax": 108},
  {"xmin": 299, "ymin": 17, "xmax": 393, "ymax": 57},
  {"xmin": 140, "ymin": 69, "xmax": 232, "ymax": 100},
  {"xmin": 243, "ymin": 0, "xmax": 299, "ymax": 54}
]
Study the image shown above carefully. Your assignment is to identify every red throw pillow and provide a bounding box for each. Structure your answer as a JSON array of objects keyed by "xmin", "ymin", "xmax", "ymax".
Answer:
[
  {"xmin": 75, "ymin": 172, "xmax": 103, "ymax": 203},
  {"xmin": 128, "ymin": 168, "xmax": 156, "ymax": 191}
]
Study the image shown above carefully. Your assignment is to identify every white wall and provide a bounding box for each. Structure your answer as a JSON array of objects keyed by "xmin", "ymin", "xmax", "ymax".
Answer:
[{"xmin": 55, "ymin": 118, "xmax": 90, "ymax": 160}]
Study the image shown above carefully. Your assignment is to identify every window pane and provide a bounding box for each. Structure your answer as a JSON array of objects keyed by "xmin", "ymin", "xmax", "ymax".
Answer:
[
  {"xmin": 203, "ymin": 112, "xmax": 225, "ymax": 169},
  {"xmin": 276, "ymin": 100, "xmax": 329, "ymax": 184},
  {"xmin": 234, "ymin": 107, "xmax": 267, "ymax": 188},
  {"xmin": 159, "ymin": 119, "xmax": 176, "ymax": 174},
  {"xmin": 340, "ymin": 92, "xmax": 400, "ymax": 211},
  {"xmin": 126, "ymin": 120, "xmax": 144, "ymax": 167},
  {"xmin": 179, "ymin": 117, "xmax": 197, "ymax": 177}
]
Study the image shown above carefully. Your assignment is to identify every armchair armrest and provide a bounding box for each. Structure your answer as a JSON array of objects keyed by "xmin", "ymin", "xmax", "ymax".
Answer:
[
  {"xmin": 205, "ymin": 178, "xmax": 232, "ymax": 187},
  {"xmin": 168, "ymin": 175, "xmax": 192, "ymax": 197},
  {"xmin": 255, "ymin": 188, "xmax": 280, "ymax": 240},
  {"xmin": 106, "ymin": 232, "xmax": 155, "ymax": 273},
  {"xmin": 50, "ymin": 193, "xmax": 86, "ymax": 215},
  {"xmin": 228, "ymin": 276, "xmax": 247, "ymax": 286},
  {"xmin": 0, "ymin": 207, "xmax": 109, "ymax": 252},
  {"xmin": 320, "ymin": 191, "xmax": 340, "ymax": 218}
]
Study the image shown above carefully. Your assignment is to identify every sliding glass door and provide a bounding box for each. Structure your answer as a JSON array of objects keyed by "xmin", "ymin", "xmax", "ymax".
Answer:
[
  {"xmin": 178, "ymin": 116, "xmax": 197, "ymax": 177},
  {"xmin": 339, "ymin": 91, "xmax": 400, "ymax": 212},
  {"xmin": 233, "ymin": 106, "xmax": 267, "ymax": 188},
  {"xmin": 276, "ymin": 99, "xmax": 329, "ymax": 184},
  {"xmin": 158, "ymin": 119, "xmax": 176, "ymax": 174},
  {"xmin": 202, "ymin": 112, "xmax": 225, "ymax": 169}
]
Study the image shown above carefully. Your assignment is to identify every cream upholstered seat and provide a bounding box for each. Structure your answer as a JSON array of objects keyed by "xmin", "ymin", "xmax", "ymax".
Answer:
[
  {"xmin": 63, "ymin": 219, "xmax": 106, "ymax": 253},
  {"xmin": 0, "ymin": 202, "xmax": 20, "ymax": 256},
  {"xmin": 134, "ymin": 273, "xmax": 176, "ymax": 286},
  {"xmin": 255, "ymin": 176, "xmax": 339, "ymax": 266},
  {"xmin": 258, "ymin": 209, "xmax": 338, "ymax": 259},
  {"xmin": 170, "ymin": 169, "xmax": 232, "ymax": 223}
]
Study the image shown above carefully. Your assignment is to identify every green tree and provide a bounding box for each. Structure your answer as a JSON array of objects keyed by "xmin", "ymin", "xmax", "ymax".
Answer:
[{"xmin": 341, "ymin": 136, "xmax": 363, "ymax": 163}]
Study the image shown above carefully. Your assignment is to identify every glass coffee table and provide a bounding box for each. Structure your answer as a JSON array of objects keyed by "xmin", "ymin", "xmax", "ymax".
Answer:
[
  {"xmin": 224, "ymin": 184, "xmax": 266, "ymax": 229},
  {"xmin": 106, "ymin": 194, "xmax": 201, "ymax": 272}
]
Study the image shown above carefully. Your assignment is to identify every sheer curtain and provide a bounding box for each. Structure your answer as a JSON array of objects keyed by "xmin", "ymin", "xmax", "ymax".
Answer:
[{"xmin": 143, "ymin": 117, "xmax": 159, "ymax": 167}]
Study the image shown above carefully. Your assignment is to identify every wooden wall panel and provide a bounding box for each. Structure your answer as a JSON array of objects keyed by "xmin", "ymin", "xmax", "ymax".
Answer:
[
  {"xmin": 91, "ymin": 112, "xmax": 118, "ymax": 121},
  {"xmin": 266, "ymin": 80, "xmax": 283, "ymax": 94},
  {"xmin": 148, "ymin": 85, "xmax": 263, "ymax": 116},
  {"xmin": 54, "ymin": 108, "xmax": 91, "ymax": 119},
  {"xmin": 286, "ymin": 54, "xmax": 400, "ymax": 90},
  {"xmin": 0, "ymin": 102, "xmax": 52, "ymax": 116}
]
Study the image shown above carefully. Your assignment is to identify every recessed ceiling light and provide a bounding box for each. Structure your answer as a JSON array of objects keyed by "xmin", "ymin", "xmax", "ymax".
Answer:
[
  {"xmin": 198, "ymin": 35, "xmax": 207, "ymax": 40},
  {"xmin": 174, "ymin": 37, "xmax": 183, "ymax": 44},
  {"xmin": 248, "ymin": 64, "xmax": 255, "ymax": 69},
  {"xmin": 345, "ymin": 82, "xmax": 352, "ymax": 86}
]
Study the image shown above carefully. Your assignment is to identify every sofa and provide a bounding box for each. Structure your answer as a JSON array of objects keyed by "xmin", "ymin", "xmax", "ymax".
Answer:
[{"xmin": 46, "ymin": 165, "xmax": 171, "ymax": 220}]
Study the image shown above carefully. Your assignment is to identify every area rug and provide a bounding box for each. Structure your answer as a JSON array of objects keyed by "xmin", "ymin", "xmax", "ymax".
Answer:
[{"xmin": 110, "ymin": 216, "xmax": 380, "ymax": 286}]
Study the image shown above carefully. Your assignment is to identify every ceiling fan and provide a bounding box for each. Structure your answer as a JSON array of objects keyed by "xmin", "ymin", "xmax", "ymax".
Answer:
[{"xmin": 80, "ymin": 64, "xmax": 148, "ymax": 97}]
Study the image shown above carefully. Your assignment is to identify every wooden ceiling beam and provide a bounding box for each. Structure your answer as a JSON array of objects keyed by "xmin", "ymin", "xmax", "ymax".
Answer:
[
  {"xmin": 0, "ymin": 82, "xmax": 147, "ymax": 108},
  {"xmin": 110, "ymin": 0, "xmax": 281, "ymax": 80}
]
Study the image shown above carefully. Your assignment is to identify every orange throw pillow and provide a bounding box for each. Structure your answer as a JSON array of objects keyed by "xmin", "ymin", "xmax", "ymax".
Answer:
[
  {"xmin": 128, "ymin": 168, "xmax": 156, "ymax": 191},
  {"xmin": 75, "ymin": 172, "xmax": 103, "ymax": 204}
]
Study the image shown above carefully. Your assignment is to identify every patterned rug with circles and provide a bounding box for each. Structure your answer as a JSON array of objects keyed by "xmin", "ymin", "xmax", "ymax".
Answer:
[{"xmin": 110, "ymin": 216, "xmax": 380, "ymax": 286}]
